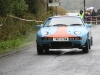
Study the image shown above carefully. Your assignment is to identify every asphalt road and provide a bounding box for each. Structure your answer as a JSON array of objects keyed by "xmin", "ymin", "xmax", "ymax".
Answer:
[{"xmin": 0, "ymin": 25, "xmax": 100, "ymax": 75}]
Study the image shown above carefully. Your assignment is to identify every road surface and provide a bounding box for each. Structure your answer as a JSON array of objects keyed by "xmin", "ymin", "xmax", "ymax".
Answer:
[{"xmin": 0, "ymin": 25, "xmax": 100, "ymax": 75}]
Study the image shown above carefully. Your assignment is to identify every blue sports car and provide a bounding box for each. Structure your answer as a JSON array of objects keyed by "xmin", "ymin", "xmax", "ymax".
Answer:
[{"xmin": 36, "ymin": 15, "xmax": 93, "ymax": 54}]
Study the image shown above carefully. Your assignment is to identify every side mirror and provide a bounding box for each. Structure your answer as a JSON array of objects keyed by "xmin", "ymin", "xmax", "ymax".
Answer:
[
  {"xmin": 41, "ymin": 24, "xmax": 43, "ymax": 27},
  {"xmin": 86, "ymin": 24, "xmax": 92, "ymax": 28},
  {"xmin": 36, "ymin": 25, "xmax": 41, "ymax": 29}
]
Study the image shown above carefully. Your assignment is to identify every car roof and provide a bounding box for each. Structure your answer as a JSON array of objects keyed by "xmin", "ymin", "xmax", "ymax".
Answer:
[
  {"xmin": 48, "ymin": 15, "xmax": 84, "ymax": 24},
  {"xmin": 66, "ymin": 13, "xmax": 78, "ymax": 16},
  {"xmin": 49, "ymin": 15, "xmax": 81, "ymax": 18}
]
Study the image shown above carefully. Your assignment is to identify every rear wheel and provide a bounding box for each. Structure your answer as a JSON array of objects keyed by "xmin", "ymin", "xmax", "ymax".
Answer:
[
  {"xmin": 37, "ymin": 43, "xmax": 44, "ymax": 55},
  {"xmin": 82, "ymin": 39, "xmax": 89, "ymax": 53}
]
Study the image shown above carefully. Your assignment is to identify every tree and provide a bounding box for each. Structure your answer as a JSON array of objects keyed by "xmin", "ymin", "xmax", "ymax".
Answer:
[
  {"xmin": 49, "ymin": 0, "xmax": 53, "ymax": 3},
  {"xmin": 0, "ymin": 0, "xmax": 11, "ymax": 16},
  {"xmin": 25, "ymin": 0, "xmax": 45, "ymax": 15},
  {"xmin": 11, "ymin": 0, "xmax": 28, "ymax": 17},
  {"xmin": 25, "ymin": 0, "xmax": 38, "ymax": 14}
]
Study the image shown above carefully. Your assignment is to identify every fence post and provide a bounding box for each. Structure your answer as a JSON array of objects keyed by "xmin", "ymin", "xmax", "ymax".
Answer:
[
  {"xmin": 96, "ymin": 16, "xmax": 97, "ymax": 25},
  {"xmin": 91, "ymin": 16, "xmax": 92, "ymax": 24}
]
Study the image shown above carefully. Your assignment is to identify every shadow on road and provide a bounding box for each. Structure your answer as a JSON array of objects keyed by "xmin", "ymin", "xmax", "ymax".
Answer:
[{"xmin": 38, "ymin": 49, "xmax": 87, "ymax": 56}]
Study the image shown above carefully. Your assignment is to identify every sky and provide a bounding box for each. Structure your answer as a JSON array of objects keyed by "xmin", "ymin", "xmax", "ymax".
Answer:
[{"xmin": 60, "ymin": 0, "xmax": 100, "ymax": 12}]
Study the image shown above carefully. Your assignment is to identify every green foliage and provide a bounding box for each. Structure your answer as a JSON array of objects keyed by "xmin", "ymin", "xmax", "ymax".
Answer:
[
  {"xmin": 25, "ymin": 0, "xmax": 38, "ymax": 14},
  {"xmin": 0, "ymin": 0, "xmax": 11, "ymax": 16},
  {"xmin": 0, "ymin": 12, "xmax": 51, "ymax": 55},
  {"xmin": 0, "ymin": 16, "xmax": 37, "ymax": 41},
  {"xmin": 0, "ymin": 33, "xmax": 36, "ymax": 54},
  {"xmin": 0, "ymin": 0, "xmax": 55, "ymax": 55},
  {"xmin": 0, "ymin": 0, "xmax": 48, "ymax": 17},
  {"xmin": 25, "ymin": 0, "xmax": 45, "ymax": 15},
  {"xmin": 0, "ymin": 11, "xmax": 51, "ymax": 41},
  {"xmin": 49, "ymin": 0, "xmax": 53, "ymax": 3},
  {"xmin": 11, "ymin": 0, "xmax": 28, "ymax": 17}
]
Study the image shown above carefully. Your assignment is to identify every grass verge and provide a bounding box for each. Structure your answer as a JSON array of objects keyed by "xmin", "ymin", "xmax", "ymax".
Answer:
[{"xmin": 0, "ymin": 31, "xmax": 36, "ymax": 55}]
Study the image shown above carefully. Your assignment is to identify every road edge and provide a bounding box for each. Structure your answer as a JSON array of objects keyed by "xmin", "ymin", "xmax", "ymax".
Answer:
[{"xmin": 0, "ymin": 43, "xmax": 34, "ymax": 58}]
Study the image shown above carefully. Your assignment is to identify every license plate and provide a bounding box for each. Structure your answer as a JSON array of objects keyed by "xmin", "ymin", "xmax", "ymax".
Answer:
[{"xmin": 53, "ymin": 38, "xmax": 68, "ymax": 41}]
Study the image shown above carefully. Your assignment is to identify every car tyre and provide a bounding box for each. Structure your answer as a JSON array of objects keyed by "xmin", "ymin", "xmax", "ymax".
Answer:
[
  {"xmin": 44, "ymin": 48, "xmax": 49, "ymax": 53},
  {"xmin": 89, "ymin": 39, "xmax": 91, "ymax": 49},
  {"xmin": 37, "ymin": 43, "xmax": 44, "ymax": 55},
  {"xmin": 82, "ymin": 39, "xmax": 89, "ymax": 53},
  {"xmin": 91, "ymin": 37, "xmax": 93, "ymax": 46}
]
